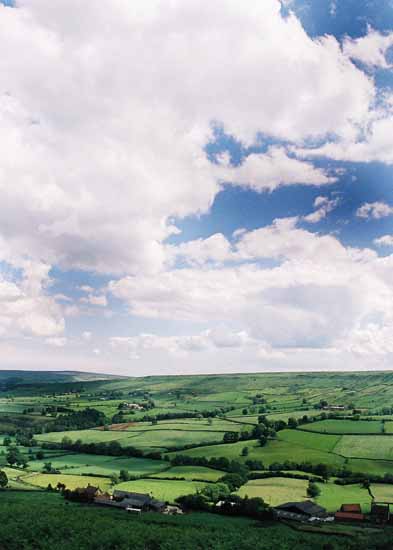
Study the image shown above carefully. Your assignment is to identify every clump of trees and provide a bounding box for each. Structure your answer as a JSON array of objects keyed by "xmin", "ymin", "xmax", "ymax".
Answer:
[{"xmin": 0, "ymin": 470, "xmax": 8, "ymax": 489}]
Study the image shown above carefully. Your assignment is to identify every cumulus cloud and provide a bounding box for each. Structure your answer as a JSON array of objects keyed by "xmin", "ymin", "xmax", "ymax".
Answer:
[
  {"xmin": 343, "ymin": 28, "xmax": 393, "ymax": 69},
  {"xmin": 374, "ymin": 235, "xmax": 393, "ymax": 247},
  {"xmin": 303, "ymin": 196, "xmax": 339, "ymax": 223},
  {"xmin": 0, "ymin": 1, "xmax": 391, "ymax": 372},
  {"xmin": 110, "ymin": 216, "xmax": 389, "ymax": 352},
  {"xmin": 0, "ymin": 0, "xmax": 375, "ymax": 280},
  {"xmin": 80, "ymin": 294, "xmax": 108, "ymax": 307},
  {"xmin": 356, "ymin": 201, "xmax": 393, "ymax": 220},
  {"xmin": 45, "ymin": 336, "xmax": 67, "ymax": 347},
  {"xmin": 218, "ymin": 147, "xmax": 336, "ymax": 192}
]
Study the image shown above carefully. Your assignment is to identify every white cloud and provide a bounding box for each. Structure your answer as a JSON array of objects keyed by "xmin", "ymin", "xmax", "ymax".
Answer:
[
  {"xmin": 374, "ymin": 234, "xmax": 393, "ymax": 247},
  {"xmin": 82, "ymin": 331, "xmax": 92, "ymax": 341},
  {"xmin": 303, "ymin": 196, "xmax": 339, "ymax": 223},
  {"xmin": 80, "ymin": 294, "xmax": 108, "ymax": 307},
  {"xmin": 110, "ymin": 217, "xmax": 388, "ymax": 351},
  {"xmin": 45, "ymin": 336, "xmax": 67, "ymax": 347},
  {"xmin": 356, "ymin": 201, "xmax": 393, "ymax": 220},
  {"xmin": 0, "ymin": 0, "xmax": 375, "ymax": 280},
  {"xmin": 0, "ymin": 259, "xmax": 64, "ymax": 338},
  {"xmin": 219, "ymin": 147, "xmax": 336, "ymax": 192},
  {"xmin": 343, "ymin": 27, "xmax": 393, "ymax": 69}
]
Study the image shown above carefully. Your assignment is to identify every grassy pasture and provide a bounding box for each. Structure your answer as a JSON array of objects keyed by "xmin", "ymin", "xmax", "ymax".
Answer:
[
  {"xmin": 114, "ymin": 478, "xmax": 208, "ymax": 502},
  {"xmin": 236, "ymin": 477, "xmax": 308, "ymax": 506},
  {"xmin": 168, "ymin": 438, "xmax": 345, "ymax": 468},
  {"xmin": 35, "ymin": 420, "xmax": 246, "ymax": 450},
  {"xmin": 334, "ymin": 435, "xmax": 393, "ymax": 460},
  {"xmin": 370, "ymin": 483, "xmax": 393, "ymax": 501},
  {"xmin": 25, "ymin": 453, "xmax": 167, "ymax": 477},
  {"xmin": 316, "ymin": 482, "xmax": 372, "ymax": 513},
  {"xmin": 22, "ymin": 472, "xmax": 112, "ymax": 492},
  {"xmin": 149, "ymin": 465, "xmax": 223, "ymax": 482},
  {"xmin": 278, "ymin": 429, "xmax": 340, "ymax": 452},
  {"xmin": 301, "ymin": 419, "xmax": 383, "ymax": 434}
]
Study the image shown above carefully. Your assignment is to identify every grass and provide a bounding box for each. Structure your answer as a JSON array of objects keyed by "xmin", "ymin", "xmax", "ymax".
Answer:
[
  {"xmin": 113, "ymin": 478, "xmax": 208, "ymax": 502},
  {"xmin": 21, "ymin": 472, "xmax": 112, "ymax": 492},
  {"xmin": 149, "ymin": 465, "xmax": 224, "ymax": 481},
  {"xmin": 316, "ymin": 482, "xmax": 372, "ymax": 513},
  {"xmin": 334, "ymin": 435, "xmax": 393, "ymax": 460},
  {"xmin": 167, "ymin": 438, "xmax": 345, "ymax": 468},
  {"xmin": 25, "ymin": 453, "xmax": 168, "ymax": 476},
  {"xmin": 278, "ymin": 429, "xmax": 340, "ymax": 452},
  {"xmin": 1, "ymin": 491, "xmax": 383, "ymax": 550},
  {"xmin": 236, "ymin": 477, "xmax": 308, "ymax": 506},
  {"xmin": 370, "ymin": 483, "xmax": 393, "ymax": 501},
  {"xmin": 301, "ymin": 419, "xmax": 383, "ymax": 434}
]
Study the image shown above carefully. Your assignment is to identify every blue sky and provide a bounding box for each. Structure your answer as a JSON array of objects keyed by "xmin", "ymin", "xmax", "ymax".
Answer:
[{"xmin": 1, "ymin": 0, "xmax": 393, "ymax": 375}]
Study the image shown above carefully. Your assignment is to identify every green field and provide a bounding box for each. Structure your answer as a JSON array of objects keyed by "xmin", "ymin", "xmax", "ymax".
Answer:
[
  {"xmin": 278, "ymin": 429, "xmax": 340, "ymax": 452},
  {"xmin": 301, "ymin": 419, "xmax": 383, "ymax": 434},
  {"xmin": 236, "ymin": 477, "xmax": 308, "ymax": 506},
  {"xmin": 2, "ymin": 491, "xmax": 387, "ymax": 550},
  {"xmin": 21, "ymin": 472, "xmax": 112, "ymax": 492},
  {"xmin": 149, "ymin": 465, "xmax": 224, "ymax": 481},
  {"xmin": 114, "ymin": 478, "xmax": 208, "ymax": 502},
  {"xmin": 316, "ymin": 482, "xmax": 372, "ymax": 513},
  {"xmin": 334, "ymin": 435, "xmax": 393, "ymax": 460},
  {"xmin": 370, "ymin": 483, "xmax": 393, "ymax": 501},
  {"xmin": 25, "ymin": 453, "xmax": 168, "ymax": 477}
]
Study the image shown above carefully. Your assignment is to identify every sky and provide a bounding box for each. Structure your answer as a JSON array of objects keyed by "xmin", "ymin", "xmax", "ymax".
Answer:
[{"xmin": 1, "ymin": 1, "xmax": 393, "ymax": 376}]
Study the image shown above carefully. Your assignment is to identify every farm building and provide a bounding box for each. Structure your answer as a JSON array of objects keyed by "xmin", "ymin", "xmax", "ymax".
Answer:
[
  {"xmin": 370, "ymin": 502, "xmax": 391, "ymax": 524},
  {"xmin": 95, "ymin": 491, "xmax": 166, "ymax": 513},
  {"xmin": 73, "ymin": 485, "xmax": 103, "ymax": 502},
  {"xmin": 273, "ymin": 501, "xmax": 327, "ymax": 522},
  {"xmin": 121, "ymin": 403, "xmax": 144, "ymax": 411},
  {"xmin": 335, "ymin": 504, "xmax": 365, "ymax": 523}
]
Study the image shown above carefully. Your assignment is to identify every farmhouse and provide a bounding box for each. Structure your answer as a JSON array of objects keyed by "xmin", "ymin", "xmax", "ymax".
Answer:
[
  {"xmin": 370, "ymin": 502, "xmax": 391, "ymax": 524},
  {"xmin": 74, "ymin": 485, "xmax": 102, "ymax": 502},
  {"xmin": 335, "ymin": 504, "xmax": 365, "ymax": 523},
  {"xmin": 95, "ymin": 491, "xmax": 166, "ymax": 513},
  {"xmin": 273, "ymin": 501, "xmax": 327, "ymax": 522},
  {"xmin": 121, "ymin": 402, "xmax": 144, "ymax": 411}
]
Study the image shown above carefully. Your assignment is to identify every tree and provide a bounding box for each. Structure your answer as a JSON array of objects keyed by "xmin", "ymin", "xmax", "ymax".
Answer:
[
  {"xmin": 36, "ymin": 451, "xmax": 45, "ymax": 460},
  {"xmin": 223, "ymin": 432, "xmax": 239, "ymax": 443},
  {"xmin": 307, "ymin": 482, "xmax": 320, "ymax": 498},
  {"xmin": 287, "ymin": 417, "xmax": 298, "ymax": 429},
  {"xmin": 241, "ymin": 447, "xmax": 249, "ymax": 457},
  {"xmin": 110, "ymin": 473, "xmax": 119, "ymax": 485},
  {"xmin": 242, "ymin": 409, "xmax": 248, "ymax": 415},
  {"xmin": 3, "ymin": 436, "xmax": 11, "ymax": 446},
  {"xmin": 43, "ymin": 462, "xmax": 53, "ymax": 473},
  {"xmin": 6, "ymin": 446, "xmax": 24, "ymax": 467},
  {"xmin": 119, "ymin": 469, "xmax": 130, "ymax": 482},
  {"xmin": 259, "ymin": 435, "xmax": 267, "ymax": 447},
  {"xmin": 0, "ymin": 470, "xmax": 8, "ymax": 489}
]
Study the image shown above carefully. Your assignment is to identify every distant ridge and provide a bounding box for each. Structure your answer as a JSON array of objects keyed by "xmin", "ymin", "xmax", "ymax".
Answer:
[{"xmin": 0, "ymin": 370, "xmax": 126, "ymax": 384}]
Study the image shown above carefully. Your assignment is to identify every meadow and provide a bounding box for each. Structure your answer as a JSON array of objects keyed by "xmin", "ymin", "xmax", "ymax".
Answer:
[
  {"xmin": 4, "ymin": 369, "xmax": 393, "ymax": 548},
  {"xmin": 236, "ymin": 477, "xmax": 308, "ymax": 506}
]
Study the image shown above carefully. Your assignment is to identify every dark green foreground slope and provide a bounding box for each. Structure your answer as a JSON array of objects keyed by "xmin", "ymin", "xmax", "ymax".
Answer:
[{"xmin": 0, "ymin": 492, "xmax": 392, "ymax": 550}]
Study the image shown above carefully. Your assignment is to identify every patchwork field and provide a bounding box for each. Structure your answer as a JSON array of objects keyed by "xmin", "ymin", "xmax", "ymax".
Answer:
[
  {"xmin": 370, "ymin": 483, "xmax": 393, "ymax": 501},
  {"xmin": 236, "ymin": 477, "xmax": 308, "ymax": 506},
  {"xmin": 149, "ymin": 465, "xmax": 224, "ymax": 481},
  {"xmin": 301, "ymin": 419, "xmax": 383, "ymax": 434},
  {"xmin": 21, "ymin": 473, "xmax": 112, "ymax": 492},
  {"xmin": 316, "ymin": 483, "xmax": 372, "ymax": 513},
  {"xmin": 113, "ymin": 478, "xmax": 208, "ymax": 502},
  {"xmin": 334, "ymin": 435, "xmax": 393, "ymax": 460},
  {"xmin": 25, "ymin": 453, "xmax": 168, "ymax": 477}
]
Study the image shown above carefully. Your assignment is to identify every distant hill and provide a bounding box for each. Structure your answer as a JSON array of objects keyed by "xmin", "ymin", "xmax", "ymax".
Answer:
[{"xmin": 0, "ymin": 370, "xmax": 124, "ymax": 387}]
